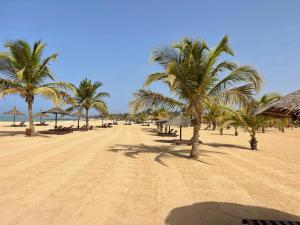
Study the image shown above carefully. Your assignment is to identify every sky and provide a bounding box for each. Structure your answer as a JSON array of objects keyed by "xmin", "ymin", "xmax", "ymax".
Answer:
[{"xmin": 1, "ymin": 0, "xmax": 300, "ymax": 114}]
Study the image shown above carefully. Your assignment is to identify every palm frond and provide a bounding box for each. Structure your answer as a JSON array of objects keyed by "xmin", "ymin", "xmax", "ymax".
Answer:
[{"xmin": 130, "ymin": 89, "xmax": 185, "ymax": 113}]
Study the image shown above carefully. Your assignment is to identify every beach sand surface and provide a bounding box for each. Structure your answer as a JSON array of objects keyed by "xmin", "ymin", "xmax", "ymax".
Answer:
[{"xmin": 0, "ymin": 121, "xmax": 299, "ymax": 225}]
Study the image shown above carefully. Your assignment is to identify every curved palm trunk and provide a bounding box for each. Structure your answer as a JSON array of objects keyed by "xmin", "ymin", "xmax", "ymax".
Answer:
[
  {"xmin": 27, "ymin": 99, "xmax": 35, "ymax": 136},
  {"xmin": 85, "ymin": 108, "xmax": 89, "ymax": 129},
  {"xmin": 204, "ymin": 123, "xmax": 211, "ymax": 130}
]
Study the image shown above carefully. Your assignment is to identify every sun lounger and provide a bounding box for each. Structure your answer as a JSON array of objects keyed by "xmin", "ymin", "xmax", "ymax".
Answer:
[
  {"xmin": 158, "ymin": 130, "xmax": 177, "ymax": 137},
  {"xmin": 35, "ymin": 121, "xmax": 49, "ymax": 126},
  {"xmin": 173, "ymin": 139, "xmax": 192, "ymax": 145},
  {"xmin": 73, "ymin": 125, "xmax": 86, "ymax": 131},
  {"xmin": 39, "ymin": 125, "xmax": 74, "ymax": 135},
  {"xmin": 242, "ymin": 219, "xmax": 300, "ymax": 225},
  {"xmin": 173, "ymin": 139, "xmax": 202, "ymax": 145},
  {"xmin": 11, "ymin": 121, "xmax": 26, "ymax": 127}
]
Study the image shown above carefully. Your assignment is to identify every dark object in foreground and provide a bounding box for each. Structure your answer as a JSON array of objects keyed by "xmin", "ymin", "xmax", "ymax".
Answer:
[{"xmin": 242, "ymin": 219, "xmax": 300, "ymax": 225}]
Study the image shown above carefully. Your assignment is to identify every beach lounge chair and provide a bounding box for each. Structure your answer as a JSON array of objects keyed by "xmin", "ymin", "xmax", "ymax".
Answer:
[
  {"xmin": 173, "ymin": 138, "xmax": 202, "ymax": 145},
  {"xmin": 35, "ymin": 121, "xmax": 49, "ymax": 126},
  {"xmin": 242, "ymin": 219, "xmax": 300, "ymax": 225},
  {"xmin": 11, "ymin": 121, "xmax": 26, "ymax": 127},
  {"xmin": 173, "ymin": 139, "xmax": 192, "ymax": 145},
  {"xmin": 73, "ymin": 125, "xmax": 86, "ymax": 131},
  {"xmin": 158, "ymin": 131, "xmax": 178, "ymax": 137}
]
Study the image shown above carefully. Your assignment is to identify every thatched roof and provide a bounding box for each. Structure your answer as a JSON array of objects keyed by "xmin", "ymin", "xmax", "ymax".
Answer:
[
  {"xmin": 253, "ymin": 89, "xmax": 300, "ymax": 119},
  {"xmin": 165, "ymin": 113, "xmax": 191, "ymax": 127},
  {"xmin": 70, "ymin": 111, "xmax": 85, "ymax": 117},
  {"xmin": 43, "ymin": 107, "xmax": 69, "ymax": 115},
  {"xmin": 34, "ymin": 111, "xmax": 49, "ymax": 118},
  {"xmin": 3, "ymin": 106, "xmax": 25, "ymax": 115}
]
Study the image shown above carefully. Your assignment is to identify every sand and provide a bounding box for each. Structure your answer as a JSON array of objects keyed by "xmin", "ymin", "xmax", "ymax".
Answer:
[{"xmin": 0, "ymin": 120, "xmax": 299, "ymax": 225}]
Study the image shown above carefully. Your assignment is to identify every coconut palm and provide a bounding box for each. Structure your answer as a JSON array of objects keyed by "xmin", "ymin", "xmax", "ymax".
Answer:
[
  {"xmin": 228, "ymin": 108, "xmax": 265, "ymax": 150},
  {"xmin": 255, "ymin": 92, "xmax": 282, "ymax": 133},
  {"xmin": 131, "ymin": 36, "xmax": 263, "ymax": 158},
  {"xmin": 0, "ymin": 40, "xmax": 75, "ymax": 136},
  {"xmin": 68, "ymin": 78, "xmax": 109, "ymax": 128}
]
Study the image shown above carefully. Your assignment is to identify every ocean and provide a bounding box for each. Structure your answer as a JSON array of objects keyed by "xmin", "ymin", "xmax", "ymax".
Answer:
[{"xmin": 0, "ymin": 115, "xmax": 77, "ymax": 122}]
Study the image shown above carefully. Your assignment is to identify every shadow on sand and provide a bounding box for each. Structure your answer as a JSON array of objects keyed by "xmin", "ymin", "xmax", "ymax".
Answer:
[
  {"xmin": 0, "ymin": 130, "xmax": 51, "ymax": 138},
  {"xmin": 165, "ymin": 201, "xmax": 300, "ymax": 225},
  {"xmin": 108, "ymin": 143, "xmax": 217, "ymax": 166},
  {"xmin": 203, "ymin": 142, "xmax": 250, "ymax": 150}
]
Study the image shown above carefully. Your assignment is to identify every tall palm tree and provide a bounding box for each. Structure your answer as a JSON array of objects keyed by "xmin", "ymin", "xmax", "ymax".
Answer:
[
  {"xmin": 0, "ymin": 40, "xmax": 75, "ymax": 136},
  {"xmin": 68, "ymin": 78, "xmax": 109, "ymax": 128},
  {"xmin": 131, "ymin": 36, "xmax": 263, "ymax": 158}
]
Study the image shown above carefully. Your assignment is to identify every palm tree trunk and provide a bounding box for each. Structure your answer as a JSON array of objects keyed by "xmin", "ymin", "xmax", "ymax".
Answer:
[
  {"xmin": 85, "ymin": 108, "xmax": 89, "ymax": 129},
  {"xmin": 190, "ymin": 123, "xmax": 200, "ymax": 158},
  {"xmin": 249, "ymin": 132, "xmax": 258, "ymax": 150},
  {"xmin": 220, "ymin": 127, "xmax": 223, "ymax": 135},
  {"xmin": 27, "ymin": 99, "xmax": 35, "ymax": 136},
  {"xmin": 212, "ymin": 120, "xmax": 217, "ymax": 130},
  {"xmin": 262, "ymin": 127, "xmax": 265, "ymax": 133},
  {"xmin": 190, "ymin": 113, "xmax": 201, "ymax": 158},
  {"xmin": 234, "ymin": 126, "xmax": 238, "ymax": 136}
]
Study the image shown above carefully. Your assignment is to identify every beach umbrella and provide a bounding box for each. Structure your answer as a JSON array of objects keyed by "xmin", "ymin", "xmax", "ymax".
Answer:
[
  {"xmin": 3, "ymin": 106, "xmax": 25, "ymax": 125},
  {"xmin": 165, "ymin": 113, "xmax": 191, "ymax": 140},
  {"xmin": 43, "ymin": 107, "xmax": 69, "ymax": 128},
  {"xmin": 70, "ymin": 111, "xmax": 85, "ymax": 128},
  {"xmin": 253, "ymin": 89, "xmax": 300, "ymax": 120},
  {"xmin": 34, "ymin": 110, "xmax": 49, "ymax": 124}
]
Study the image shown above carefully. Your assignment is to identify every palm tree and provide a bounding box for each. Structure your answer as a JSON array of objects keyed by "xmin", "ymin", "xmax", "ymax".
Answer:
[
  {"xmin": 228, "ymin": 108, "xmax": 265, "ymax": 150},
  {"xmin": 131, "ymin": 36, "xmax": 263, "ymax": 158},
  {"xmin": 0, "ymin": 40, "xmax": 75, "ymax": 136},
  {"xmin": 256, "ymin": 92, "xmax": 282, "ymax": 133},
  {"xmin": 68, "ymin": 78, "xmax": 109, "ymax": 128}
]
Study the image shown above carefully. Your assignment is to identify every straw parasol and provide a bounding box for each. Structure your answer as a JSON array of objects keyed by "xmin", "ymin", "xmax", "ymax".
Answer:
[
  {"xmin": 43, "ymin": 107, "xmax": 69, "ymax": 128},
  {"xmin": 70, "ymin": 111, "xmax": 85, "ymax": 128},
  {"xmin": 253, "ymin": 89, "xmax": 300, "ymax": 120},
  {"xmin": 34, "ymin": 110, "xmax": 49, "ymax": 124},
  {"xmin": 3, "ymin": 106, "xmax": 25, "ymax": 125},
  {"xmin": 165, "ymin": 113, "xmax": 191, "ymax": 140}
]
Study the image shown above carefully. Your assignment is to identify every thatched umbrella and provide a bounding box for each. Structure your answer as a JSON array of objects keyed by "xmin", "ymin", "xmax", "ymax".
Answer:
[
  {"xmin": 254, "ymin": 89, "xmax": 300, "ymax": 120},
  {"xmin": 34, "ymin": 110, "xmax": 49, "ymax": 124},
  {"xmin": 3, "ymin": 106, "xmax": 25, "ymax": 125},
  {"xmin": 43, "ymin": 107, "xmax": 69, "ymax": 128},
  {"xmin": 70, "ymin": 111, "xmax": 85, "ymax": 128},
  {"xmin": 165, "ymin": 113, "xmax": 191, "ymax": 140}
]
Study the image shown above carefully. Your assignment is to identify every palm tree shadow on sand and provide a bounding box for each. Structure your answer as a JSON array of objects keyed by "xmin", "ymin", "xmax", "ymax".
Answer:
[
  {"xmin": 165, "ymin": 202, "xmax": 300, "ymax": 225},
  {"xmin": 108, "ymin": 144, "xmax": 217, "ymax": 167},
  {"xmin": 0, "ymin": 130, "xmax": 51, "ymax": 138}
]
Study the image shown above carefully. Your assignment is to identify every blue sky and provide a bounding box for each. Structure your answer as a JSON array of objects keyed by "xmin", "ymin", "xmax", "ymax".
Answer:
[{"xmin": 1, "ymin": 0, "xmax": 300, "ymax": 114}]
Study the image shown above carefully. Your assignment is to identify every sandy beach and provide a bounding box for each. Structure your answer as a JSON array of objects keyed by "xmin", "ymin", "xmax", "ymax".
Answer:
[{"xmin": 0, "ymin": 121, "xmax": 299, "ymax": 225}]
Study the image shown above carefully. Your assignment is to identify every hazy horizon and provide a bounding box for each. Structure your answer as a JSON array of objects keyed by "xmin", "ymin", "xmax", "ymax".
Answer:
[{"xmin": 1, "ymin": 0, "xmax": 300, "ymax": 113}]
